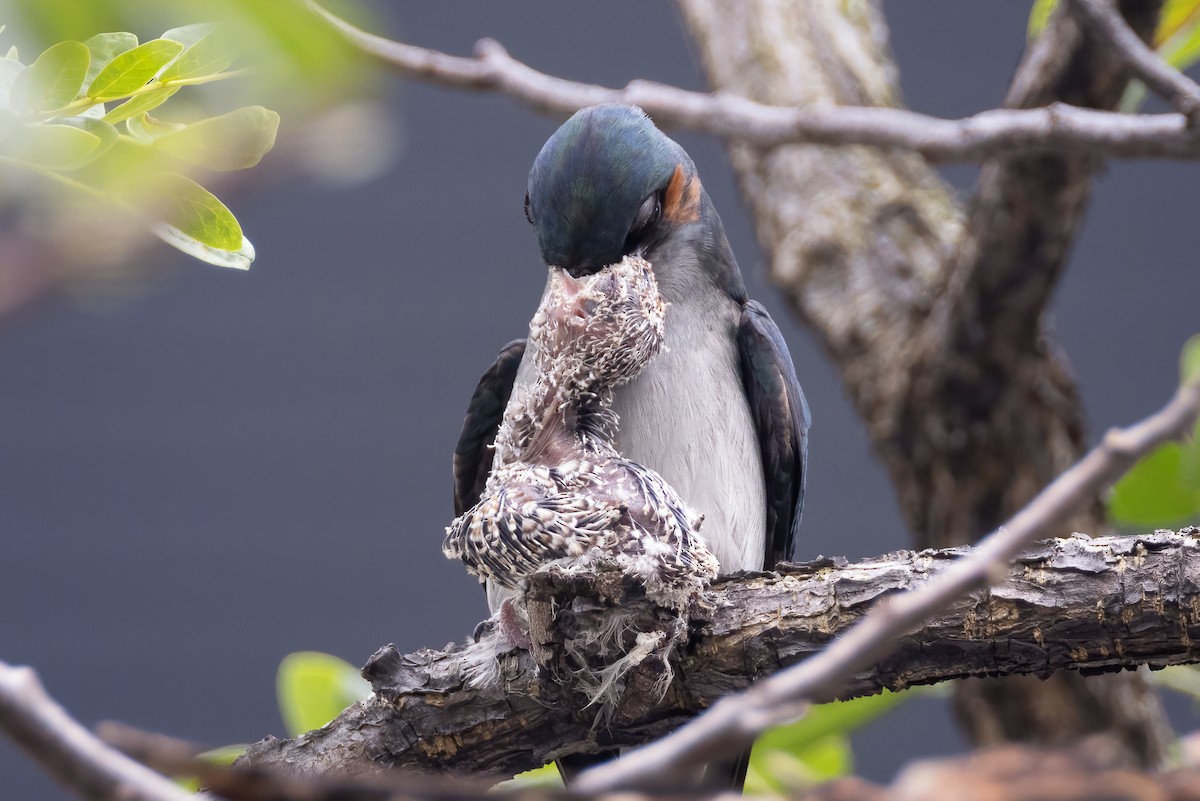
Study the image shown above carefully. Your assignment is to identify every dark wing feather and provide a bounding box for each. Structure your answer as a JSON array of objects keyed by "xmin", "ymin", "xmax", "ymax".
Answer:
[
  {"xmin": 452, "ymin": 339, "xmax": 526, "ymax": 516},
  {"xmin": 737, "ymin": 301, "xmax": 811, "ymax": 569}
]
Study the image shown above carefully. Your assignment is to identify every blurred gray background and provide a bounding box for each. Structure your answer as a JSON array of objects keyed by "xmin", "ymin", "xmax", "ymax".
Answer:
[{"xmin": 2, "ymin": 3, "xmax": 1198, "ymax": 798}]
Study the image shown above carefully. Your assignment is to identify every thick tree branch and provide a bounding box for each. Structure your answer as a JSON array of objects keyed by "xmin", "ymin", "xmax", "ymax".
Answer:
[
  {"xmin": 0, "ymin": 661, "xmax": 191, "ymax": 801},
  {"xmin": 24, "ymin": 364, "xmax": 1195, "ymax": 792},
  {"xmin": 913, "ymin": 0, "xmax": 1167, "ymax": 755},
  {"xmin": 920, "ymin": 0, "xmax": 1162, "ymax": 550},
  {"xmin": 675, "ymin": 0, "xmax": 1175, "ymax": 765},
  {"xmin": 304, "ymin": 2, "xmax": 1200, "ymax": 161},
  {"xmin": 307, "ymin": 0, "xmax": 1190, "ymax": 766},
  {"xmin": 574, "ymin": 371, "xmax": 1200, "ymax": 791},
  {"xmin": 237, "ymin": 527, "xmax": 1200, "ymax": 780}
]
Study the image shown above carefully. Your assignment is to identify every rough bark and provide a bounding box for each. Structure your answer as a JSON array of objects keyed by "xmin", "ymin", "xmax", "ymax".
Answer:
[
  {"xmin": 917, "ymin": 0, "xmax": 1166, "ymax": 753},
  {"xmin": 674, "ymin": 0, "xmax": 1170, "ymax": 764},
  {"xmin": 238, "ymin": 530, "xmax": 1200, "ymax": 779}
]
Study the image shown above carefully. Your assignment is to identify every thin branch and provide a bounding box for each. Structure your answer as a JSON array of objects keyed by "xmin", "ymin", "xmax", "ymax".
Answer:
[
  {"xmin": 1071, "ymin": 0, "xmax": 1200, "ymax": 120},
  {"xmin": 306, "ymin": 1, "xmax": 1200, "ymax": 162},
  {"xmin": 931, "ymin": 0, "xmax": 1150, "ymax": 379},
  {"xmin": 574, "ymin": 376, "xmax": 1200, "ymax": 791},
  {"xmin": 0, "ymin": 661, "xmax": 191, "ymax": 801},
  {"xmin": 112, "ymin": 724, "xmax": 1200, "ymax": 801}
]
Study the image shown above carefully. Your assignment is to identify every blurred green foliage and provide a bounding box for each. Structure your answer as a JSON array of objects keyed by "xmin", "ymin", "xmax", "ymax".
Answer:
[
  {"xmin": 1108, "ymin": 336, "xmax": 1200, "ymax": 529},
  {"xmin": 276, "ymin": 651, "xmax": 371, "ymax": 737},
  {"xmin": 169, "ymin": 651, "xmax": 369, "ymax": 789},
  {"xmin": 176, "ymin": 744, "xmax": 249, "ymax": 793},
  {"xmin": 503, "ymin": 689, "xmax": 916, "ymax": 792},
  {"xmin": 0, "ymin": 1, "xmax": 382, "ymax": 273},
  {"xmin": 743, "ymin": 691, "xmax": 909, "ymax": 794},
  {"xmin": 5, "ymin": 0, "xmax": 367, "ymax": 103},
  {"xmin": 1028, "ymin": 0, "xmax": 1200, "ymax": 110},
  {"xmin": 0, "ymin": 22, "xmax": 278, "ymax": 267},
  {"xmin": 1152, "ymin": 0, "xmax": 1200, "ymax": 70}
]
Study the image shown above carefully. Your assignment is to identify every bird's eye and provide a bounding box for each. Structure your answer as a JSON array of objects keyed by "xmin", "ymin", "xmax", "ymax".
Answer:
[
  {"xmin": 630, "ymin": 192, "xmax": 662, "ymax": 236},
  {"xmin": 524, "ymin": 192, "xmax": 534, "ymax": 225},
  {"xmin": 623, "ymin": 191, "xmax": 664, "ymax": 254}
]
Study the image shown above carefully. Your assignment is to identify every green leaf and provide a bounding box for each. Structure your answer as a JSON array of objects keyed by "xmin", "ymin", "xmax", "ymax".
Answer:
[
  {"xmin": 1149, "ymin": 664, "xmax": 1200, "ymax": 700},
  {"xmin": 1161, "ymin": 19, "xmax": 1200, "ymax": 71},
  {"xmin": 86, "ymin": 39, "xmax": 183, "ymax": 101},
  {"xmin": 1147, "ymin": 1, "xmax": 1200, "ymax": 75},
  {"xmin": 126, "ymin": 112, "xmax": 185, "ymax": 142},
  {"xmin": 794, "ymin": 735, "xmax": 851, "ymax": 779},
  {"xmin": 744, "ymin": 692, "xmax": 910, "ymax": 793},
  {"xmin": 153, "ymin": 106, "xmax": 279, "ymax": 171},
  {"xmin": 1107, "ymin": 337, "xmax": 1200, "ymax": 528},
  {"xmin": 116, "ymin": 172, "xmax": 254, "ymax": 268},
  {"xmin": 1108, "ymin": 444, "xmax": 1200, "ymax": 527},
  {"xmin": 1165, "ymin": 28, "xmax": 1200, "ymax": 71},
  {"xmin": 19, "ymin": 40, "xmax": 90, "ymax": 112},
  {"xmin": 160, "ymin": 23, "xmax": 216, "ymax": 48},
  {"xmin": 74, "ymin": 134, "xmax": 161, "ymax": 187},
  {"xmin": 745, "ymin": 736, "xmax": 852, "ymax": 794},
  {"xmin": 276, "ymin": 652, "xmax": 370, "ymax": 737},
  {"xmin": 496, "ymin": 764, "xmax": 564, "ymax": 790},
  {"xmin": 101, "ymin": 83, "xmax": 178, "ymax": 124},
  {"xmin": 198, "ymin": 744, "xmax": 248, "ymax": 764},
  {"xmin": 755, "ymin": 691, "xmax": 906, "ymax": 753},
  {"xmin": 1119, "ymin": 81, "xmax": 1150, "ymax": 114},
  {"xmin": 175, "ymin": 744, "xmax": 248, "ymax": 792},
  {"xmin": 56, "ymin": 115, "xmax": 118, "ymax": 160},
  {"xmin": 160, "ymin": 24, "xmax": 236, "ymax": 83},
  {"xmin": 4, "ymin": 122, "xmax": 105, "ymax": 170},
  {"xmin": 83, "ymin": 32, "xmax": 137, "ymax": 87},
  {"xmin": 1158, "ymin": 0, "xmax": 1200, "ymax": 47},
  {"xmin": 152, "ymin": 215, "xmax": 256, "ymax": 269},
  {"xmin": 1028, "ymin": 0, "xmax": 1058, "ymax": 39},
  {"xmin": 1181, "ymin": 334, "xmax": 1200, "ymax": 385}
]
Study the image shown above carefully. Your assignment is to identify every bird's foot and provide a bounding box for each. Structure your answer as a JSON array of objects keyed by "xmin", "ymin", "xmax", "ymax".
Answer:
[
  {"xmin": 498, "ymin": 597, "xmax": 532, "ymax": 650},
  {"xmin": 472, "ymin": 618, "xmax": 494, "ymax": 643}
]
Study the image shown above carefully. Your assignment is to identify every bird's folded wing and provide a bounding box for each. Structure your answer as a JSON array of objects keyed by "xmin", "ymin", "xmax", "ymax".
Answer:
[{"xmin": 737, "ymin": 301, "xmax": 811, "ymax": 569}]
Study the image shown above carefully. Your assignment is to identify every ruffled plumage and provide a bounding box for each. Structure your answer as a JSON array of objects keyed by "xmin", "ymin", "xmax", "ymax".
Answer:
[{"xmin": 444, "ymin": 255, "xmax": 718, "ymax": 609}]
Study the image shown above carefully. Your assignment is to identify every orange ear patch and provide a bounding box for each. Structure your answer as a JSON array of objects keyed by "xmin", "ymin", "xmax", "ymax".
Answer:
[{"xmin": 663, "ymin": 163, "xmax": 701, "ymax": 223}]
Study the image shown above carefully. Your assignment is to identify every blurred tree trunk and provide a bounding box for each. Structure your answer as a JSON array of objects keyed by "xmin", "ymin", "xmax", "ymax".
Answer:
[{"xmin": 675, "ymin": 0, "xmax": 1172, "ymax": 766}]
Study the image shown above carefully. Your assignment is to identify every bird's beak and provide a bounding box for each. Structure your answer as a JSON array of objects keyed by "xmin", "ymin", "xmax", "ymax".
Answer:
[
  {"xmin": 548, "ymin": 268, "xmax": 592, "ymax": 332},
  {"xmin": 552, "ymin": 267, "xmax": 584, "ymax": 298}
]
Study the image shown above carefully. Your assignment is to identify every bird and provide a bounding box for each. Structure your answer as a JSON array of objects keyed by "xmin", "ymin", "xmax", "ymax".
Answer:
[
  {"xmin": 444, "ymin": 254, "xmax": 718, "ymax": 605},
  {"xmin": 444, "ymin": 256, "xmax": 719, "ymax": 706},
  {"xmin": 452, "ymin": 103, "xmax": 810, "ymax": 789}
]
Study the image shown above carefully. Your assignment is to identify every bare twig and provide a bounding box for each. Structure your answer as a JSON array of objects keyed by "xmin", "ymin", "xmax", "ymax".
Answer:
[
  {"xmin": 306, "ymin": 1, "xmax": 1200, "ymax": 161},
  {"xmin": 115, "ymin": 724, "xmax": 1200, "ymax": 801},
  {"xmin": 573, "ymin": 377, "xmax": 1200, "ymax": 791},
  {"xmin": 1071, "ymin": 0, "xmax": 1200, "ymax": 120},
  {"xmin": 0, "ymin": 661, "xmax": 190, "ymax": 801}
]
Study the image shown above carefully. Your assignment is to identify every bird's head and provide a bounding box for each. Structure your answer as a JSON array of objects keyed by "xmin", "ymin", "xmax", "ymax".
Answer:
[
  {"xmin": 530, "ymin": 255, "xmax": 666, "ymax": 392},
  {"xmin": 526, "ymin": 104, "xmax": 746, "ymax": 303}
]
